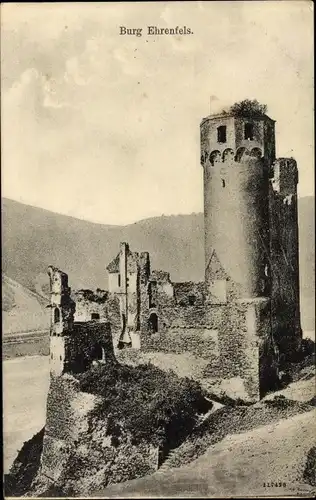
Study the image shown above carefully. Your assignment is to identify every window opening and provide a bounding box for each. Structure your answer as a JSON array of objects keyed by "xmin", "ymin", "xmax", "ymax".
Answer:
[
  {"xmin": 244, "ymin": 123, "xmax": 254, "ymax": 141},
  {"xmin": 217, "ymin": 125, "xmax": 227, "ymax": 143}
]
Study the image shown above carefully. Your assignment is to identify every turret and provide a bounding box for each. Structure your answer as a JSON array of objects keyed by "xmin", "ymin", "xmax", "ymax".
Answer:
[
  {"xmin": 200, "ymin": 111, "xmax": 275, "ymax": 301},
  {"xmin": 47, "ymin": 266, "xmax": 75, "ymax": 376}
]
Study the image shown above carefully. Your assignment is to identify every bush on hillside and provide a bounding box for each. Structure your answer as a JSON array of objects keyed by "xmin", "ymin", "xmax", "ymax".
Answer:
[{"xmin": 76, "ymin": 362, "xmax": 209, "ymax": 449}]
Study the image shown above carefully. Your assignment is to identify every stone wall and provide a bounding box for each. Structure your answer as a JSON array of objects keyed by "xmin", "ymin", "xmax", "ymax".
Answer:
[
  {"xmin": 142, "ymin": 327, "xmax": 219, "ymax": 360},
  {"xmin": 40, "ymin": 373, "xmax": 159, "ymax": 493},
  {"xmin": 106, "ymin": 294, "xmax": 121, "ymax": 348},
  {"xmin": 269, "ymin": 159, "xmax": 301, "ymax": 355},
  {"xmin": 173, "ymin": 282, "xmax": 205, "ymax": 306},
  {"xmin": 68, "ymin": 322, "xmax": 116, "ymax": 372},
  {"xmin": 139, "ymin": 299, "xmax": 276, "ymax": 402},
  {"xmin": 72, "ymin": 290, "xmax": 108, "ymax": 323},
  {"xmin": 40, "ymin": 374, "xmax": 100, "ymax": 482}
]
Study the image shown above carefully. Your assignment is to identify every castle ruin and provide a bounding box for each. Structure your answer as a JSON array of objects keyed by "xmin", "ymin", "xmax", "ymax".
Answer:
[
  {"xmin": 45, "ymin": 106, "xmax": 302, "ymax": 402},
  {"xmin": 37, "ymin": 104, "xmax": 303, "ymax": 489}
]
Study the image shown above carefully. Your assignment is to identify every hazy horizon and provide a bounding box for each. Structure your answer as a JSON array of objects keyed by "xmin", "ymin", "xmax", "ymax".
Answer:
[
  {"xmin": 2, "ymin": 2, "xmax": 314, "ymax": 225},
  {"xmin": 2, "ymin": 193, "xmax": 314, "ymax": 228}
]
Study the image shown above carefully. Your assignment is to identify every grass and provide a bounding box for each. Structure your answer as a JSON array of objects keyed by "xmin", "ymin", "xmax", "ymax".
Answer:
[{"xmin": 164, "ymin": 397, "xmax": 315, "ymax": 470}]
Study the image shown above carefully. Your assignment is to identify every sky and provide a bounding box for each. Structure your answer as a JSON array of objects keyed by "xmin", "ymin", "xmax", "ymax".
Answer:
[{"xmin": 1, "ymin": 1, "xmax": 314, "ymax": 225}]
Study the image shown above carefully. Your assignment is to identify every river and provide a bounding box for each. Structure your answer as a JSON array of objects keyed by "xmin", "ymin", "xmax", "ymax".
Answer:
[{"xmin": 3, "ymin": 355, "xmax": 50, "ymax": 473}]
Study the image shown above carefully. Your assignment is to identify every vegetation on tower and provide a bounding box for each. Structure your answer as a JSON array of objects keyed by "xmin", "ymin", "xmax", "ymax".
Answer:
[{"xmin": 228, "ymin": 99, "xmax": 268, "ymax": 117}]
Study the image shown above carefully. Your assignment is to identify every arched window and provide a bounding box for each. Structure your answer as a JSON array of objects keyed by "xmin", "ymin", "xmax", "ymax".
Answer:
[
  {"xmin": 235, "ymin": 147, "xmax": 249, "ymax": 162},
  {"xmin": 148, "ymin": 313, "xmax": 158, "ymax": 333},
  {"xmin": 209, "ymin": 150, "xmax": 221, "ymax": 166},
  {"xmin": 222, "ymin": 148, "xmax": 234, "ymax": 162},
  {"xmin": 250, "ymin": 147, "xmax": 262, "ymax": 159},
  {"xmin": 54, "ymin": 307, "xmax": 60, "ymax": 324}
]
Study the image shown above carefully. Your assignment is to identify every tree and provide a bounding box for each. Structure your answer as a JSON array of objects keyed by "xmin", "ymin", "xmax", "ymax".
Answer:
[{"xmin": 229, "ymin": 99, "xmax": 267, "ymax": 117}]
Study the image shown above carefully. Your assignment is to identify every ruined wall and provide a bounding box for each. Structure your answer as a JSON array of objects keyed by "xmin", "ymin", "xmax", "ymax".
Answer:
[
  {"xmin": 108, "ymin": 272, "xmax": 120, "ymax": 294},
  {"xmin": 106, "ymin": 294, "xmax": 121, "ymax": 349},
  {"xmin": 40, "ymin": 374, "xmax": 158, "ymax": 491},
  {"xmin": 40, "ymin": 374, "xmax": 100, "ymax": 483},
  {"xmin": 269, "ymin": 158, "xmax": 301, "ymax": 355},
  {"xmin": 69, "ymin": 322, "xmax": 116, "ymax": 372},
  {"xmin": 216, "ymin": 298, "xmax": 276, "ymax": 401},
  {"xmin": 49, "ymin": 336, "xmax": 70, "ymax": 376},
  {"xmin": 72, "ymin": 290, "xmax": 108, "ymax": 323},
  {"xmin": 126, "ymin": 251, "xmax": 140, "ymax": 331},
  {"xmin": 49, "ymin": 322, "xmax": 115, "ymax": 376},
  {"xmin": 173, "ymin": 282, "xmax": 205, "ymax": 306},
  {"xmin": 140, "ymin": 298, "xmax": 276, "ymax": 402},
  {"xmin": 48, "ymin": 266, "xmax": 75, "ymax": 337},
  {"xmin": 139, "ymin": 252, "xmax": 151, "ymax": 334}
]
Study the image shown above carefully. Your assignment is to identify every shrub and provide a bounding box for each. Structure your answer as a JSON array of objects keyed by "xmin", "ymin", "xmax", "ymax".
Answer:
[
  {"xmin": 76, "ymin": 362, "xmax": 208, "ymax": 448},
  {"xmin": 229, "ymin": 99, "xmax": 267, "ymax": 117}
]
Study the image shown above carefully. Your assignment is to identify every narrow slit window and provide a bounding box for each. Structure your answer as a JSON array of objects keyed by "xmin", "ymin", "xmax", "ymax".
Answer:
[
  {"xmin": 54, "ymin": 307, "xmax": 60, "ymax": 324},
  {"xmin": 217, "ymin": 125, "xmax": 227, "ymax": 143},
  {"xmin": 188, "ymin": 295, "xmax": 196, "ymax": 306},
  {"xmin": 118, "ymin": 274, "xmax": 121, "ymax": 287},
  {"xmin": 244, "ymin": 123, "xmax": 254, "ymax": 141}
]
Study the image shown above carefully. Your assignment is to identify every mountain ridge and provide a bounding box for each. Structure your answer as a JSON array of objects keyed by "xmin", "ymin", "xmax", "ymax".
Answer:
[{"xmin": 2, "ymin": 196, "xmax": 314, "ymax": 330}]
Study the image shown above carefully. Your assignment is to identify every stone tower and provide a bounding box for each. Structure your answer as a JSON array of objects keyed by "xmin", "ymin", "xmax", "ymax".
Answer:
[
  {"xmin": 47, "ymin": 266, "xmax": 75, "ymax": 376},
  {"xmin": 200, "ymin": 109, "xmax": 281, "ymax": 398},
  {"xmin": 200, "ymin": 106, "xmax": 301, "ymax": 371},
  {"xmin": 201, "ymin": 111, "xmax": 275, "ymax": 302}
]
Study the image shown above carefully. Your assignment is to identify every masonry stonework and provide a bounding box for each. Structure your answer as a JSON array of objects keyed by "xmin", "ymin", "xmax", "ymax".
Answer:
[
  {"xmin": 45, "ymin": 106, "xmax": 301, "ymax": 411},
  {"xmin": 104, "ymin": 109, "xmax": 299, "ymax": 402}
]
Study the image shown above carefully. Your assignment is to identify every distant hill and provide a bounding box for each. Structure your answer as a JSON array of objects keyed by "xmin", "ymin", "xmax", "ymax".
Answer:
[
  {"xmin": 2, "ymin": 197, "xmax": 314, "ymax": 331},
  {"xmin": 2, "ymin": 275, "xmax": 49, "ymax": 334}
]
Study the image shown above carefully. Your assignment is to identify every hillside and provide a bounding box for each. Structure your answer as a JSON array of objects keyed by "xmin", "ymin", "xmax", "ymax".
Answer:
[
  {"xmin": 2, "ymin": 196, "xmax": 314, "ymax": 330},
  {"xmin": 2, "ymin": 275, "xmax": 49, "ymax": 335},
  {"xmin": 5, "ymin": 372, "xmax": 316, "ymax": 497},
  {"xmin": 97, "ymin": 407, "xmax": 316, "ymax": 498}
]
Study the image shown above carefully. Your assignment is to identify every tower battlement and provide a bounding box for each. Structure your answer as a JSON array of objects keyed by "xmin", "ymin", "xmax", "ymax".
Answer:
[{"xmin": 200, "ymin": 112, "xmax": 276, "ymax": 168}]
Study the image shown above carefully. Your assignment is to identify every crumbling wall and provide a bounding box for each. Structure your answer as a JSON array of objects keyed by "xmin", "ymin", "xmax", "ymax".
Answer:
[
  {"xmin": 72, "ymin": 290, "xmax": 108, "ymax": 323},
  {"xmin": 173, "ymin": 281, "xmax": 205, "ymax": 306},
  {"xmin": 126, "ymin": 252, "xmax": 140, "ymax": 330},
  {"xmin": 47, "ymin": 266, "xmax": 75, "ymax": 336},
  {"xmin": 106, "ymin": 294, "xmax": 121, "ymax": 348},
  {"xmin": 269, "ymin": 158, "xmax": 301, "ymax": 355},
  {"xmin": 140, "ymin": 299, "xmax": 276, "ymax": 402},
  {"xmin": 40, "ymin": 374, "xmax": 158, "ymax": 492},
  {"xmin": 67, "ymin": 322, "xmax": 115, "ymax": 373},
  {"xmin": 40, "ymin": 374, "xmax": 100, "ymax": 483}
]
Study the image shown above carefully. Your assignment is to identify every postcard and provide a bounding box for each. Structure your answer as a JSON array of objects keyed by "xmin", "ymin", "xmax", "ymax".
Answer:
[{"xmin": 2, "ymin": 1, "xmax": 315, "ymax": 498}]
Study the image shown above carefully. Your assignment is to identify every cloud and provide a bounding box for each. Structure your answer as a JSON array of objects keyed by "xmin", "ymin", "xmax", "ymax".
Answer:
[{"xmin": 1, "ymin": 2, "xmax": 314, "ymax": 224}]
